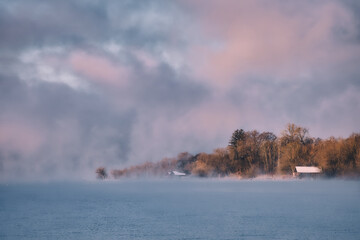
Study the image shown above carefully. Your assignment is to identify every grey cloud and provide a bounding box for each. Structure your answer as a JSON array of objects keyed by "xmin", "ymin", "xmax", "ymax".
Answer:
[
  {"xmin": 0, "ymin": 1, "xmax": 108, "ymax": 51},
  {"xmin": 0, "ymin": 0, "xmax": 206, "ymax": 180},
  {"xmin": 0, "ymin": 0, "xmax": 359, "ymax": 181},
  {"xmin": 0, "ymin": 0, "xmax": 182, "ymax": 52},
  {"xmin": 132, "ymin": 65, "xmax": 208, "ymax": 113},
  {"xmin": 0, "ymin": 69, "xmax": 208, "ymax": 181},
  {"xmin": 226, "ymin": 63, "xmax": 360, "ymax": 138},
  {"xmin": 343, "ymin": 0, "xmax": 360, "ymax": 41},
  {"xmin": 0, "ymin": 75, "xmax": 136, "ymax": 180}
]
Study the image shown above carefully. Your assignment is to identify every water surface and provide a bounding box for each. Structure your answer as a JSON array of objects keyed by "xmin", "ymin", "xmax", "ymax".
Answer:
[{"xmin": 0, "ymin": 179, "xmax": 359, "ymax": 239}]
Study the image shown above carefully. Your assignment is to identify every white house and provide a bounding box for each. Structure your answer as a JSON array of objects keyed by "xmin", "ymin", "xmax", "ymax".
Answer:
[{"xmin": 295, "ymin": 166, "xmax": 322, "ymax": 178}]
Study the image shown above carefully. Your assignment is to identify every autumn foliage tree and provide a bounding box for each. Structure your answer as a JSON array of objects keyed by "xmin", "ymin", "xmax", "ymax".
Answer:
[
  {"xmin": 107, "ymin": 124, "xmax": 360, "ymax": 179},
  {"xmin": 314, "ymin": 134, "xmax": 360, "ymax": 176},
  {"xmin": 227, "ymin": 130, "xmax": 278, "ymax": 176},
  {"xmin": 259, "ymin": 132, "xmax": 278, "ymax": 174},
  {"xmin": 278, "ymin": 124, "xmax": 313, "ymax": 174}
]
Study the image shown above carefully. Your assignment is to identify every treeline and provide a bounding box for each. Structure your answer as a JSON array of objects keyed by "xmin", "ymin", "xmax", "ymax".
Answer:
[{"xmin": 99, "ymin": 124, "xmax": 360, "ymax": 179}]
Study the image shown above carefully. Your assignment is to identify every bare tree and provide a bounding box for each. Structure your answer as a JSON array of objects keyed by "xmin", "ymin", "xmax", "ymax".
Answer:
[{"xmin": 96, "ymin": 167, "xmax": 107, "ymax": 179}]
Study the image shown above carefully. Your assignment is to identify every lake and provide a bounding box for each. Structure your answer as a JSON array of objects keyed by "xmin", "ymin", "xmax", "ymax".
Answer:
[{"xmin": 0, "ymin": 179, "xmax": 359, "ymax": 240}]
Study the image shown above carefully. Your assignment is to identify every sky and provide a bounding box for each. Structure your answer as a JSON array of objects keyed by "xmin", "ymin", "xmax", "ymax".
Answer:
[{"xmin": 0, "ymin": 0, "xmax": 359, "ymax": 181}]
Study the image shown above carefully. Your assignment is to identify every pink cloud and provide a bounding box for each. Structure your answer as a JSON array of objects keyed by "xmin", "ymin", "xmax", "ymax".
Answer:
[
  {"xmin": 69, "ymin": 51, "xmax": 130, "ymax": 87},
  {"xmin": 0, "ymin": 121, "xmax": 44, "ymax": 155},
  {"xmin": 184, "ymin": 0, "xmax": 360, "ymax": 88},
  {"xmin": 132, "ymin": 49, "xmax": 158, "ymax": 69}
]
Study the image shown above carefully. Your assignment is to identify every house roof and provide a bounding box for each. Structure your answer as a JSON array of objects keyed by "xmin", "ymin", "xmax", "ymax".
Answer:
[{"xmin": 295, "ymin": 166, "xmax": 322, "ymax": 173}]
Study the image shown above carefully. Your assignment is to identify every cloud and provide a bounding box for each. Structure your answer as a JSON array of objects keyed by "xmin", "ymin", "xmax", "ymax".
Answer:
[
  {"xmin": 0, "ymin": 0, "xmax": 359, "ymax": 181},
  {"xmin": 17, "ymin": 47, "xmax": 91, "ymax": 91},
  {"xmin": 180, "ymin": 0, "xmax": 360, "ymax": 136},
  {"xmin": 0, "ymin": 0, "xmax": 108, "ymax": 52},
  {"xmin": 0, "ymin": 120, "xmax": 44, "ymax": 155},
  {"xmin": 0, "ymin": 75, "xmax": 136, "ymax": 180},
  {"xmin": 184, "ymin": 0, "xmax": 360, "ymax": 88},
  {"xmin": 69, "ymin": 50, "xmax": 130, "ymax": 87}
]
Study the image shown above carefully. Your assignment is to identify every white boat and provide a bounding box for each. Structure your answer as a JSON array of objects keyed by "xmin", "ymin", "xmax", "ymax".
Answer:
[{"xmin": 168, "ymin": 170, "xmax": 186, "ymax": 176}]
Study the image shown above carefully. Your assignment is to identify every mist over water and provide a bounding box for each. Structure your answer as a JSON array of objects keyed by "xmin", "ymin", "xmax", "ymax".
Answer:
[
  {"xmin": 1, "ymin": 1, "xmax": 359, "ymax": 237},
  {"xmin": 1, "ymin": 179, "xmax": 359, "ymax": 240}
]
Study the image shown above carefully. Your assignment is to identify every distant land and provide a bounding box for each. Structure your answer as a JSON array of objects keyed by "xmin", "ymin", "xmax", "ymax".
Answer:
[{"xmin": 96, "ymin": 123, "xmax": 360, "ymax": 179}]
